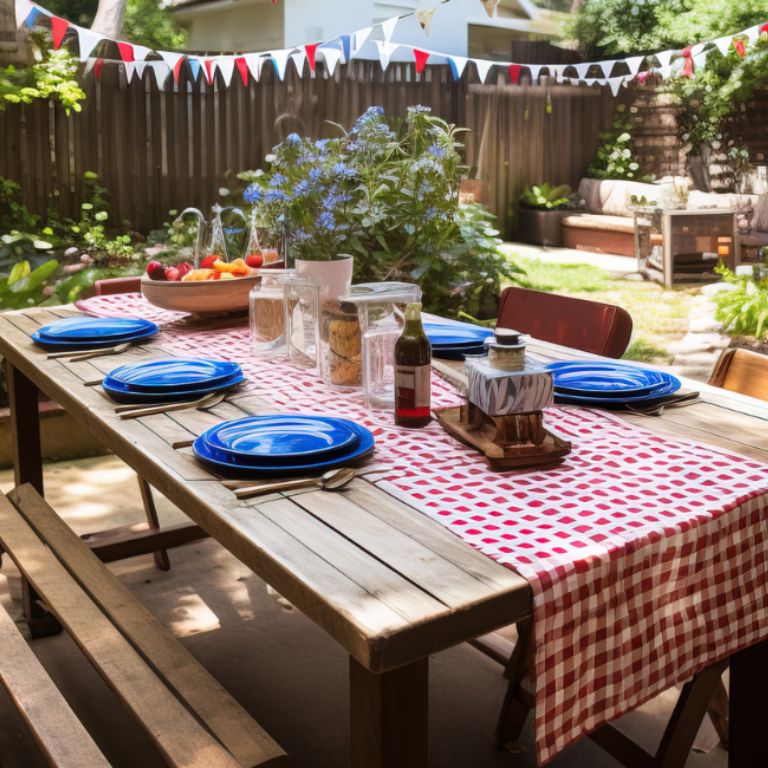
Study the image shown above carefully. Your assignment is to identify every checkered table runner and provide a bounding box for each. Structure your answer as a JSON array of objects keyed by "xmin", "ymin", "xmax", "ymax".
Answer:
[{"xmin": 78, "ymin": 294, "xmax": 768, "ymax": 765}]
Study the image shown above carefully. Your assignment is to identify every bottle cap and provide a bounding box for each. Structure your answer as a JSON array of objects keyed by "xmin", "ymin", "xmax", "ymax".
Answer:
[{"xmin": 493, "ymin": 328, "xmax": 523, "ymax": 346}]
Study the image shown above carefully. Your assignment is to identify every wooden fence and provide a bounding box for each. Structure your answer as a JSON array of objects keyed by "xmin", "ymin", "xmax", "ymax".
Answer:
[{"xmin": 0, "ymin": 59, "xmax": 616, "ymax": 237}]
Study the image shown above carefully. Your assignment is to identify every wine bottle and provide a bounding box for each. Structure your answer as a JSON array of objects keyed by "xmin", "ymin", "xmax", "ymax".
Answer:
[{"xmin": 394, "ymin": 302, "xmax": 431, "ymax": 427}]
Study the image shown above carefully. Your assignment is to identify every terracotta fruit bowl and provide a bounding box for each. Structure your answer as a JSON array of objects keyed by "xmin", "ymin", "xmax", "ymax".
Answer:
[{"xmin": 141, "ymin": 273, "xmax": 260, "ymax": 316}]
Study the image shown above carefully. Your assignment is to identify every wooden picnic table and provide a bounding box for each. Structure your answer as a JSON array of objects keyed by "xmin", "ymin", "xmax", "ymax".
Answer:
[{"xmin": 1, "ymin": 305, "xmax": 767, "ymax": 768}]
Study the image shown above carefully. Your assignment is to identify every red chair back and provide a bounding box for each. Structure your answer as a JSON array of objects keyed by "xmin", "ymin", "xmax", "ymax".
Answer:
[
  {"xmin": 93, "ymin": 276, "xmax": 142, "ymax": 296},
  {"xmin": 497, "ymin": 287, "xmax": 633, "ymax": 358}
]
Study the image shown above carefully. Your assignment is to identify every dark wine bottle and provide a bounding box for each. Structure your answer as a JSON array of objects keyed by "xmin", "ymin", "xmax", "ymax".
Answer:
[{"xmin": 394, "ymin": 302, "xmax": 432, "ymax": 428}]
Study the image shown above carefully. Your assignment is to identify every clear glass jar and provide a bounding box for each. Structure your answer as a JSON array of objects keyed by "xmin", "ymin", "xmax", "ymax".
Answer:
[
  {"xmin": 362, "ymin": 326, "xmax": 402, "ymax": 409},
  {"xmin": 248, "ymin": 268, "xmax": 294, "ymax": 355},
  {"xmin": 284, "ymin": 274, "xmax": 321, "ymax": 370}
]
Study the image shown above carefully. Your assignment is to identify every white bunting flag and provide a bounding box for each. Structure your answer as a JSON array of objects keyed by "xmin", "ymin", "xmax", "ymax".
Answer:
[
  {"xmin": 693, "ymin": 48, "xmax": 709, "ymax": 71},
  {"xmin": 321, "ymin": 46, "xmax": 343, "ymax": 76},
  {"xmin": 714, "ymin": 36, "xmax": 732, "ymax": 56},
  {"xmin": 14, "ymin": 0, "xmax": 34, "ymax": 27},
  {"xmin": 416, "ymin": 7, "xmax": 437, "ymax": 36},
  {"xmin": 448, "ymin": 54, "xmax": 468, "ymax": 80},
  {"xmin": 381, "ymin": 16, "xmax": 398, "ymax": 44},
  {"xmin": 159, "ymin": 50, "xmax": 185, "ymax": 74},
  {"xmin": 574, "ymin": 62, "xmax": 591, "ymax": 80},
  {"xmin": 353, "ymin": 26, "xmax": 372, "ymax": 56},
  {"xmin": 244, "ymin": 53, "xmax": 264, "ymax": 83},
  {"xmin": 655, "ymin": 49, "xmax": 673, "ymax": 69},
  {"xmin": 746, "ymin": 25, "xmax": 761, "ymax": 45},
  {"xmin": 134, "ymin": 61, "xmax": 147, "ymax": 80},
  {"xmin": 149, "ymin": 61, "xmax": 169, "ymax": 90},
  {"xmin": 77, "ymin": 27, "xmax": 103, "ymax": 61},
  {"xmin": 292, "ymin": 50, "xmax": 308, "ymax": 75},
  {"xmin": 375, "ymin": 41, "xmax": 400, "ymax": 71},
  {"xmin": 83, "ymin": 57, "xmax": 97, "ymax": 77},
  {"xmin": 473, "ymin": 59, "xmax": 494, "ymax": 84},
  {"xmin": 216, "ymin": 56, "xmax": 235, "ymax": 86},
  {"xmin": 527, "ymin": 65, "xmax": 542, "ymax": 83},
  {"xmin": 625, "ymin": 55, "xmax": 644, "ymax": 76},
  {"xmin": 123, "ymin": 61, "xmax": 135, "ymax": 84},
  {"xmin": 132, "ymin": 44, "xmax": 152, "ymax": 62},
  {"xmin": 608, "ymin": 76, "xmax": 625, "ymax": 96},
  {"xmin": 270, "ymin": 49, "xmax": 291, "ymax": 80},
  {"xmin": 596, "ymin": 59, "xmax": 618, "ymax": 78},
  {"xmin": 585, "ymin": 78, "xmax": 598, "ymax": 88}
]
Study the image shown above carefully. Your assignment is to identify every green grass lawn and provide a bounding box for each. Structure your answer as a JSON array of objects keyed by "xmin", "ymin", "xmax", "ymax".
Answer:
[{"xmin": 507, "ymin": 256, "xmax": 699, "ymax": 365}]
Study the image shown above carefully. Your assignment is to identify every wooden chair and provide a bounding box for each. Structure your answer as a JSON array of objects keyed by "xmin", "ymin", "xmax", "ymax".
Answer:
[
  {"xmin": 709, "ymin": 347, "xmax": 768, "ymax": 402},
  {"xmin": 0, "ymin": 484, "xmax": 288, "ymax": 768},
  {"xmin": 497, "ymin": 286, "xmax": 633, "ymax": 358},
  {"xmin": 93, "ymin": 276, "xmax": 170, "ymax": 571}
]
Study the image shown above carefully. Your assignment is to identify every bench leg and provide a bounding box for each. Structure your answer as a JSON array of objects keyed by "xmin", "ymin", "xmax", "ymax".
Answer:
[
  {"xmin": 349, "ymin": 656, "xmax": 428, "ymax": 768},
  {"xmin": 495, "ymin": 618, "xmax": 534, "ymax": 750},
  {"xmin": 6, "ymin": 364, "xmax": 61, "ymax": 638},
  {"xmin": 137, "ymin": 477, "xmax": 171, "ymax": 571},
  {"xmin": 729, "ymin": 638, "xmax": 768, "ymax": 767}
]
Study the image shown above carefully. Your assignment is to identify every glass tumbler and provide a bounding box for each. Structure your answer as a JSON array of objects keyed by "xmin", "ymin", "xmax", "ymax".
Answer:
[
  {"xmin": 284, "ymin": 275, "xmax": 321, "ymax": 370},
  {"xmin": 362, "ymin": 326, "xmax": 402, "ymax": 409},
  {"xmin": 248, "ymin": 268, "xmax": 294, "ymax": 355}
]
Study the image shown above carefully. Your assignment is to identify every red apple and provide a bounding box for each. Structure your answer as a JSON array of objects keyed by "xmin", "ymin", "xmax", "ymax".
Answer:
[
  {"xmin": 165, "ymin": 266, "xmax": 181, "ymax": 281},
  {"xmin": 177, "ymin": 261, "xmax": 193, "ymax": 278},
  {"xmin": 146, "ymin": 261, "xmax": 166, "ymax": 280},
  {"xmin": 245, "ymin": 252, "xmax": 264, "ymax": 269}
]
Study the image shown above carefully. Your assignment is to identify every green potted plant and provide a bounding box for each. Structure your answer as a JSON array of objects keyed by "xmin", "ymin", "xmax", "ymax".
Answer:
[{"xmin": 518, "ymin": 183, "xmax": 572, "ymax": 247}]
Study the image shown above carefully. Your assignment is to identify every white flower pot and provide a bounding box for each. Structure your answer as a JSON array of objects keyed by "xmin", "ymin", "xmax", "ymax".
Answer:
[{"xmin": 295, "ymin": 255, "xmax": 354, "ymax": 303}]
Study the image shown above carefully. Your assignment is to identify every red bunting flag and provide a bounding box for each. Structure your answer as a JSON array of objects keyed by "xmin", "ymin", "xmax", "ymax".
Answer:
[
  {"xmin": 509, "ymin": 63, "xmax": 522, "ymax": 84},
  {"xmin": 680, "ymin": 45, "xmax": 694, "ymax": 78},
  {"xmin": 761, "ymin": 23, "xmax": 768, "ymax": 38},
  {"xmin": 204, "ymin": 59, "xmax": 215, "ymax": 84},
  {"xmin": 235, "ymin": 56, "xmax": 249, "ymax": 86},
  {"xmin": 173, "ymin": 56, "xmax": 186, "ymax": 85},
  {"xmin": 413, "ymin": 48, "xmax": 430, "ymax": 74},
  {"xmin": 305, "ymin": 43, "xmax": 319, "ymax": 71},
  {"xmin": 117, "ymin": 42, "xmax": 134, "ymax": 63},
  {"xmin": 51, "ymin": 16, "xmax": 69, "ymax": 49},
  {"xmin": 94, "ymin": 58, "xmax": 104, "ymax": 81},
  {"xmin": 733, "ymin": 38, "xmax": 746, "ymax": 58}
]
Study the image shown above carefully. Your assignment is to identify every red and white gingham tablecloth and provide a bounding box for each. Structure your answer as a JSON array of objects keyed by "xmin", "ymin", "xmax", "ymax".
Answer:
[{"xmin": 77, "ymin": 294, "xmax": 768, "ymax": 764}]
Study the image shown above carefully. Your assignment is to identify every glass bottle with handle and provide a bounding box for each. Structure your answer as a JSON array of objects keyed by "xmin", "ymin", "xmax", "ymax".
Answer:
[{"xmin": 394, "ymin": 302, "xmax": 432, "ymax": 427}]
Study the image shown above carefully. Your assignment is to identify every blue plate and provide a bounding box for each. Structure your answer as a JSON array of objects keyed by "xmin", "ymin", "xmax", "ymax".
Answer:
[
  {"xmin": 36, "ymin": 316, "xmax": 157, "ymax": 341},
  {"xmin": 193, "ymin": 421, "xmax": 375, "ymax": 477},
  {"xmin": 432, "ymin": 345, "xmax": 487, "ymax": 360},
  {"xmin": 108, "ymin": 358, "xmax": 241, "ymax": 392},
  {"xmin": 553, "ymin": 379, "xmax": 681, "ymax": 407},
  {"xmin": 424, "ymin": 323, "xmax": 494, "ymax": 347},
  {"xmin": 101, "ymin": 371, "xmax": 245, "ymax": 404},
  {"xmin": 32, "ymin": 326, "xmax": 158, "ymax": 351},
  {"xmin": 547, "ymin": 361, "xmax": 679, "ymax": 398},
  {"xmin": 205, "ymin": 415, "xmax": 359, "ymax": 462}
]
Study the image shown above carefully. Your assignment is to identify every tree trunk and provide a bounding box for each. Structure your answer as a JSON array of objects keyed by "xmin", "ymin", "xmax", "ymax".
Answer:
[{"xmin": 90, "ymin": 0, "xmax": 127, "ymax": 39}]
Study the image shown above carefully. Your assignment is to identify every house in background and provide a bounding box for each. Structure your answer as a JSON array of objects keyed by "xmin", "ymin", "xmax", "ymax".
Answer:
[{"xmin": 169, "ymin": 0, "xmax": 567, "ymax": 59}]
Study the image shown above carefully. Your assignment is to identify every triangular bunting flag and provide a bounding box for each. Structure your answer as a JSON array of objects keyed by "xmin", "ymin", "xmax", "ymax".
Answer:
[
  {"xmin": 353, "ymin": 26, "xmax": 372, "ymax": 56},
  {"xmin": 24, "ymin": 6, "xmax": 39, "ymax": 28},
  {"xmin": 149, "ymin": 61, "xmax": 169, "ymax": 90},
  {"xmin": 746, "ymin": 25, "xmax": 761, "ymax": 45},
  {"xmin": 339, "ymin": 35, "xmax": 351, "ymax": 63},
  {"xmin": 235, "ymin": 56, "xmax": 249, "ymax": 86},
  {"xmin": 714, "ymin": 36, "xmax": 732, "ymax": 56},
  {"xmin": 14, "ymin": 0, "xmax": 34, "ymax": 27},
  {"xmin": 117, "ymin": 42, "xmax": 135, "ymax": 63},
  {"xmin": 271, "ymin": 49, "xmax": 291, "ymax": 80},
  {"xmin": 123, "ymin": 61, "xmax": 135, "ymax": 84},
  {"xmin": 133, "ymin": 44, "xmax": 152, "ymax": 62},
  {"xmin": 320, "ymin": 46, "xmax": 343, "ymax": 76},
  {"xmin": 508, "ymin": 63, "xmax": 522, "ymax": 84},
  {"xmin": 527, "ymin": 65, "xmax": 542, "ymax": 83},
  {"xmin": 655, "ymin": 50, "xmax": 673, "ymax": 69},
  {"xmin": 693, "ymin": 49, "xmax": 709, "ymax": 70},
  {"xmin": 305, "ymin": 43, "xmax": 319, "ymax": 71},
  {"xmin": 380, "ymin": 16, "xmax": 398, "ymax": 44},
  {"xmin": 375, "ymin": 41, "xmax": 399, "ymax": 72},
  {"xmin": 625, "ymin": 55, "xmax": 644, "ymax": 76},
  {"xmin": 77, "ymin": 28, "xmax": 104, "ymax": 61},
  {"xmin": 159, "ymin": 50, "xmax": 185, "ymax": 72},
  {"xmin": 413, "ymin": 48, "xmax": 430, "ymax": 74},
  {"xmin": 51, "ymin": 16, "xmax": 69, "ymax": 49},
  {"xmin": 416, "ymin": 7, "xmax": 436, "ymax": 35},
  {"xmin": 448, "ymin": 55, "xmax": 468, "ymax": 80},
  {"xmin": 481, "ymin": 0, "xmax": 499, "ymax": 17},
  {"xmin": 94, "ymin": 58, "xmax": 104, "ymax": 80},
  {"xmin": 188, "ymin": 58, "xmax": 201, "ymax": 81},
  {"xmin": 134, "ymin": 61, "xmax": 147, "ymax": 80},
  {"xmin": 244, "ymin": 53, "xmax": 264, "ymax": 82},
  {"xmin": 216, "ymin": 56, "xmax": 235, "ymax": 86},
  {"xmin": 473, "ymin": 59, "xmax": 494, "ymax": 83},
  {"xmin": 608, "ymin": 76, "xmax": 624, "ymax": 96},
  {"xmin": 574, "ymin": 62, "xmax": 591, "ymax": 80},
  {"xmin": 83, "ymin": 57, "xmax": 96, "ymax": 77},
  {"xmin": 203, "ymin": 58, "xmax": 216, "ymax": 85},
  {"xmin": 596, "ymin": 59, "xmax": 617, "ymax": 78},
  {"xmin": 290, "ymin": 50, "xmax": 306, "ymax": 76}
]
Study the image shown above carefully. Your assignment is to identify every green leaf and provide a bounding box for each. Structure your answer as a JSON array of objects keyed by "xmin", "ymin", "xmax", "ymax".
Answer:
[
  {"xmin": 8, "ymin": 260, "xmax": 31, "ymax": 285},
  {"xmin": 8, "ymin": 259, "xmax": 58, "ymax": 294}
]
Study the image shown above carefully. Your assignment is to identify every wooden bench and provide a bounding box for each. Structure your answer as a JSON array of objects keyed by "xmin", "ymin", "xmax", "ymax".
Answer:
[{"xmin": 0, "ymin": 484, "xmax": 288, "ymax": 768}]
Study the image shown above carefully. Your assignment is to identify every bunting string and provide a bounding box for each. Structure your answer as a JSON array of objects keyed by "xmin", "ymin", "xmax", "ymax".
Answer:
[{"xmin": 13, "ymin": 0, "xmax": 768, "ymax": 92}]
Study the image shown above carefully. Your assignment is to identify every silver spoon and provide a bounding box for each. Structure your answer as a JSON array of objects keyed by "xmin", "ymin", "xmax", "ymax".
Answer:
[
  {"xmin": 233, "ymin": 467, "xmax": 357, "ymax": 500},
  {"xmin": 47, "ymin": 342, "xmax": 133, "ymax": 361},
  {"xmin": 117, "ymin": 391, "xmax": 226, "ymax": 419}
]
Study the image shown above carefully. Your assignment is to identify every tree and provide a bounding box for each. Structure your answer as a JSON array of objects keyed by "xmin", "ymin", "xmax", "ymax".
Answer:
[{"xmin": 91, "ymin": 0, "xmax": 126, "ymax": 39}]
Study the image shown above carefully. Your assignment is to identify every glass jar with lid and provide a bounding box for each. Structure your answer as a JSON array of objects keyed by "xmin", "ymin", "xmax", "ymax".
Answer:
[{"xmin": 248, "ymin": 268, "xmax": 295, "ymax": 355}]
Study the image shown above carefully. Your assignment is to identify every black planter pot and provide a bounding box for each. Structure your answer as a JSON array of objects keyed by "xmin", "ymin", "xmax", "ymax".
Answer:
[{"xmin": 517, "ymin": 206, "xmax": 569, "ymax": 247}]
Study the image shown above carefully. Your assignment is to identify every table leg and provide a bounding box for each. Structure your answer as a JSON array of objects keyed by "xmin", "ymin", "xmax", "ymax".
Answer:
[
  {"xmin": 349, "ymin": 656, "xmax": 428, "ymax": 768},
  {"xmin": 729, "ymin": 638, "xmax": 768, "ymax": 767},
  {"xmin": 6, "ymin": 363, "xmax": 60, "ymax": 638},
  {"xmin": 662, "ymin": 213, "xmax": 673, "ymax": 290}
]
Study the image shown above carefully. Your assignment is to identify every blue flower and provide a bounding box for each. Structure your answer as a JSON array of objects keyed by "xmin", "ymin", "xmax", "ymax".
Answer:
[
  {"xmin": 418, "ymin": 180, "xmax": 434, "ymax": 196},
  {"xmin": 317, "ymin": 211, "xmax": 337, "ymax": 231},
  {"xmin": 428, "ymin": 142, "xmax": 446, "ymax": 160},
  {"xmin": 243, "ymin": 185, "xmax": 262, "ymax": 203},
  {"xmin": 309, "ymin": 167, "xmax": 323, "ymax": 181},
  {"xmin": 285, "ymin": 133, "xmax": 301, "ymax": 146},
  {"xmin": 294, "ymin": 179, "xmax": 310, "ymax": 196},
  {"xmin": 265, "ymin": 188, "xmax": 289, "ymax": 203},
  {"xmin": 269, "ymin": 173, "xmax": 287, "ymax": 188},
  {"xmin": 314, "ymin": 139, "xmax": 330, "ymax": 152},
  {"xmin": 332, "ymin": 162, "xmax": 356, "ymax": 178}
]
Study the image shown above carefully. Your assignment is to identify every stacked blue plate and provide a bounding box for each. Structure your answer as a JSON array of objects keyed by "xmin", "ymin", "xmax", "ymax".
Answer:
[
  {"xmin": 424, "ymin": 323, "xmax": 494, "ymax": 360},
  {"xmin": 102, "ymin": 357, "xmax": 245, "ymax": 404},
  {"xmin": 546, "ymin": 361, "xmax": 681, "ymax": 407},
  {"xmin": 32, "ymin": 316, "xmax": 158, "ymax": 351},
  {"xmin": 193, "ymin": 414, "xmax": 375, "ymax": 477}
]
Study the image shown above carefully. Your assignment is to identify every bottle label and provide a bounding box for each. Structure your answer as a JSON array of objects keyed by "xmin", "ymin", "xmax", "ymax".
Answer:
[{"xmin": 396, "ymin": 364, "xmax": 431, "ymax": 410}]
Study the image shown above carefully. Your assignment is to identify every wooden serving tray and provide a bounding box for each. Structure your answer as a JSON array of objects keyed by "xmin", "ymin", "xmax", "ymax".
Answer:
[{"xmin": 434, "ymin": 405, "xmax": 571, "ymax": 471}]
